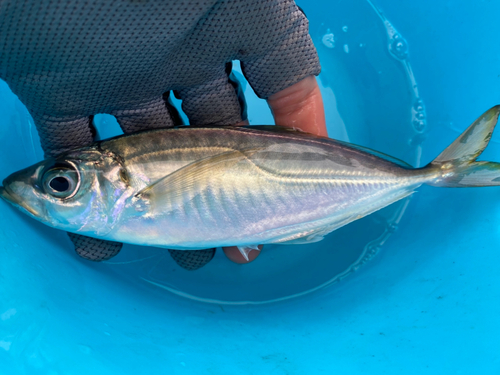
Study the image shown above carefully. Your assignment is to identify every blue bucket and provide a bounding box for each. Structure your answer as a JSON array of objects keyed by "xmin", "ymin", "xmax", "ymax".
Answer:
[{"xmin": 1, "ymin": 0, "xmax": 499, "ymax": 373}]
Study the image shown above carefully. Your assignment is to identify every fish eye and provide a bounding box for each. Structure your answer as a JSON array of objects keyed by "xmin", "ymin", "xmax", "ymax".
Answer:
[
  {"xmin": 49, "ymin": 176, "xmax": 70, "ymax": 192},
  {"xmin": 41, "ymin": 163, "xmax": 80, "ymax": 199}
]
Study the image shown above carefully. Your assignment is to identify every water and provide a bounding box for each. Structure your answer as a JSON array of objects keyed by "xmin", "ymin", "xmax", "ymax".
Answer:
[{"xmin": 1, "ymin": 0, "xmax": 500, "ymax": 373}]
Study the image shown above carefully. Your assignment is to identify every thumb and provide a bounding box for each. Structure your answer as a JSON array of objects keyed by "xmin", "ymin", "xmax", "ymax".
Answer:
[{"xmin": 267, "ymin": 75, "xmax": 327, "ymax": 137}]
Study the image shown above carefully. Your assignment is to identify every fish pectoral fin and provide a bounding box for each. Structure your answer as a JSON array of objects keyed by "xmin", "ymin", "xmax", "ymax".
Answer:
[
  {"xmin": 237, "ymin": 245, "xmax": 262, "ymax": 261},
  {"xmin": 134, "ymin": 148, "xmax": 262, "ymax": 205}
]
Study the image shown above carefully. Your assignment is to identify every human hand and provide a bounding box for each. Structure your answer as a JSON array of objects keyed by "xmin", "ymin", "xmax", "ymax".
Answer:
[{"xmin": 0, "ymin": 0, "xmax": 323, "ymax": 270}]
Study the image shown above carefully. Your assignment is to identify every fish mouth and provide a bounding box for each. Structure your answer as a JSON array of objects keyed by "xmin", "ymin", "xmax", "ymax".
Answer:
[
  {"xmin": 0, "ymin": 185, "xmax": 17, "ymax": 205},
  {"xmin": 0, "ymin": 185, "xmax": 41, "ymax": 218}
]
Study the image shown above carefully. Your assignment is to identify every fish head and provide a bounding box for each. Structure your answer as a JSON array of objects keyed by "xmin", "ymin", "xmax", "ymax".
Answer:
[{"xmin": 0, "ymin": 148, "xmax": 129, "ymax": 234}]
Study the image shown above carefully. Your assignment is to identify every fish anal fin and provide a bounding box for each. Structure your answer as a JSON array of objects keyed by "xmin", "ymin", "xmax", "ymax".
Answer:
[
  {"xmin": 275, "ymin": 190, "xmax": 415, "ymax": 245},
  {"xmin": 277, "ymin": 233, "xmax": 325, "ymax": 245},
  {"xmin": 275, "ymin": 223, "xmax": 347, "ymax": 245}
]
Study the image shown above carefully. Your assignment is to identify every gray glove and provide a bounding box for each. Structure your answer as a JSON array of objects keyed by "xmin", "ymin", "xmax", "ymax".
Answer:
[{"xmin": 0, "ymin": 0, "xmax": 320, "ymax": 269}]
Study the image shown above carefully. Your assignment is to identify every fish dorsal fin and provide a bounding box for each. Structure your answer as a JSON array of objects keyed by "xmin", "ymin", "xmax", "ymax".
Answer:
[
  {"xmin": 244, "ymin": 125, "xmax": 413, "ymax": 169},
  {"xmin": 336, "ymin": 141, "xmax": 413, "ymax": 169},
  {"xmin": 244, "ymin": 125, "xmax": 309, "ymax": 134},
  {"xmin": 135, "ymin": 148, "xmax": 261, "ymax": 206}
]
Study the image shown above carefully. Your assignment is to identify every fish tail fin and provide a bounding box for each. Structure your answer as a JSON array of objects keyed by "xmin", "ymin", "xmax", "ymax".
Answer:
[{"xmin": 427, "ymin": 105, "xmax": 500, "ymax": 187}]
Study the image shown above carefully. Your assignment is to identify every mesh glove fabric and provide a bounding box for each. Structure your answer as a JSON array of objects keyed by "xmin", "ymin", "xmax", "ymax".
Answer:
[{"xmin": 0, "ymin": 0, "xmax": 321, "ymax": 269}]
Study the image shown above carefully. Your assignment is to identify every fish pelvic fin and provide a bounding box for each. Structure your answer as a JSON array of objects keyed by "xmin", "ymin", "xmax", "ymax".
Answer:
[
  {"xmin": 428, "ymin": 105, "xmax": 500, "ymax": 187},
  {"xmin": 236, "ymin": 245, "xmax": 261, "ymax": 261}
]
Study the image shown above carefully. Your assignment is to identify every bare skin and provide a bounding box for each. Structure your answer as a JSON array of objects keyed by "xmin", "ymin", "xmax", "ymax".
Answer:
[{"xmin": 224, "ymin": 74, "xmax": 327, "ymax": 264}]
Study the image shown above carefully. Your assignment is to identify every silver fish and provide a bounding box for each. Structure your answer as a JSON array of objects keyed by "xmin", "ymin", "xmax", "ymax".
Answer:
[{"xmin": 2, "ymin": 106, "xmax": 500, "ymax": 253}]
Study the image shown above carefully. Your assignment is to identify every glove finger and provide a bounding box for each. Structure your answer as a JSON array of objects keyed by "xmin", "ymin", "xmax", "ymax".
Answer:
[
  {"xmin": 68, "ymin": 232, "xmax": 122, "ymax": 262},
  {"xmin": 168, "ymin": 248, "xmax": 216, "ymax": 271},
  {"xmin": 178, "ymin": 63, "xmax": 246, "ymax": 126},
  {"xmin": 113, "ymin": 97, "xmax": 175, "ymax": 135},
  {"xmin": 31, "ymin": 113, "xmax": 95, "ymax": 158}
]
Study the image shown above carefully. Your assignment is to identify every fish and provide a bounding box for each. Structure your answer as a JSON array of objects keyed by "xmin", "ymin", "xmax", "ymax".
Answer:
[{"xmin": 1, "ymin": 106, "xmax": 500, "ymax": 257}]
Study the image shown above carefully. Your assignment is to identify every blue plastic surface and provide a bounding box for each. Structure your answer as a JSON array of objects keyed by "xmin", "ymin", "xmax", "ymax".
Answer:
[{"xmin": 1, "ymin": 0, "xmax": 500, "ymax": 373}]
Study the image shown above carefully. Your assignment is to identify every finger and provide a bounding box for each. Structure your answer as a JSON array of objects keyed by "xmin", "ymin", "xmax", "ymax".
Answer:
[
  {"xmin": 68, "ymin": 233, "xmax": 122, "ymax": 261},
  {"xmin": 31, "ymin": 113, "xmax": 95, "ymax": 158},
  {"xmin": 223, "ymin": 245, "xmax": 263, "ymax": 264},
  {"xmin": 267, "ymin": 75, "xmax": 327, "ymax": 137},
  {"xmin": 168, "ymin": 249, "xmax": 216, "ymax": 271},
  {"xmin": 113, "ymin": 97, "xmax": 175, "ymax": 134},
  {"xmin": 177, "ymin": 63, "xmax": 246, "ymax": 126}
]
